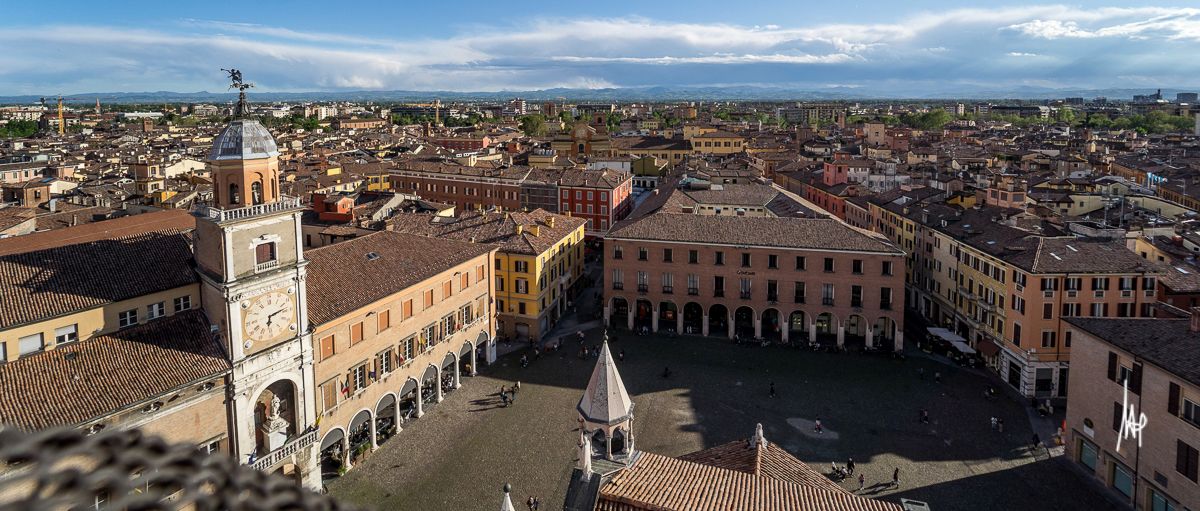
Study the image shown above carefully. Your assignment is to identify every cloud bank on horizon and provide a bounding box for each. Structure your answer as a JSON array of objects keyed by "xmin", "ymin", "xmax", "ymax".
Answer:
[{"xmin": 1, "ymin": 4, "xmax": 1198, "ymax": 95}]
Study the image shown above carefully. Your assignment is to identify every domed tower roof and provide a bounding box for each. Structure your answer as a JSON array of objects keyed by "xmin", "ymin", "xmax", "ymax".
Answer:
[{"xmin": 208, "ymin": 119, "xmax": 279, "ymax": 161}]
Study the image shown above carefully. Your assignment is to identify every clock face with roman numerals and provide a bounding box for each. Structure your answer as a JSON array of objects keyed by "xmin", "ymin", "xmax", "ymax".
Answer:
[{"xmin": 243, "ymin": 291, "xmax": 294, "ymax": 343}]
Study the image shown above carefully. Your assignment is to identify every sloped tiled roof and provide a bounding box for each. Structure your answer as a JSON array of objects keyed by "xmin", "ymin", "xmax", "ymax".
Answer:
[
  {"xmin": 305, "ymin": 230, "xmax": 494, "ymax": 326},
  {"xmin": 0, "ymin": 310, "xmax": 230, "ymax": 430},
  {"xmin": 609, "ymin": 214, "xmax": 901, "ymax": 254},
  {"xmin": 596, "ymin": 451, "xmax": 902, "ymax": 511},
  {"xmin": 0, "ymin": 230, "xmax": 198, "ymax": 329}
]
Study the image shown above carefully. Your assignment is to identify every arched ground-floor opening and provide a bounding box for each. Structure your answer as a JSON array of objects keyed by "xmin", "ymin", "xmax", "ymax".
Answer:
[
  {"xmin": 634, "ymin": 299, "xmax": 653, "ymax": 332},
  {"xmin": 459, "ymin": 341, "xmax": 475, "ymax": 376},
  {"xmin": 815, "ymin": 312, "xmax": 838, "ymax": 345},
  {"xmin": 762, "ymin": 308, "xmax": 782, "ymax": 341},
  {"xmin": 347, "ymin": 409, "xmax": 374, "ymax": 464},
  {"xmin": 845, "ymin": 314, "xmax": 868, "ymax": 349},
  {"xmin": 610, "ymin": 297, "xmax": 629, "ymax": 330},
  {"xmin": 375, "ymin": 394, "xmax": 397, "ymax": 445},
  {"xmin": 708, "ymin": 304, "xmax": 729, "ymax": 338},
  {"xmin": 682, "ymin": 302, "xmax": 703, "ymax": 335},
  {"xmin": 788, "ymin": 311, "xmax": 808, "ymax": 343},
  {"xmin": 874, "ymin": 316, "xmax": 898, "ymax": 348},
  {"xmin": 734, "ymin": 306, "xmax": 755, "ymax": 339},
  {"xmin": 319, "ymin": 428, "xmax": 346, "ymax": 481},
  {"xmin": 399, "ymin": 378, "xmax": 419, "ymax": 422},
  {"xmin": 421, "ymin": 364, "xmax": 440, "ymax": 404},
  {"xmin": 441, "ymin": 352, "xmax": 459, "ymax": 395},
  {"xmin": 658, "ymin": 302, "xmax": 678, "ymax": 334}
]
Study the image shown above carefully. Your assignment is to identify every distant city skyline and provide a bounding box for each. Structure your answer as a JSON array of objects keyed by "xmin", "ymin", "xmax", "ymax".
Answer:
[{"xmin": 2, "ymin": 1, "xmax": 1199, "ymax": 95}]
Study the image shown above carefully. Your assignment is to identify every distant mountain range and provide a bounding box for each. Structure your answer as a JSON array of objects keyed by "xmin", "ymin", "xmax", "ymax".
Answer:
[{"xmin": 1, "ymin": 85, "xmax": 1196, "ymax": 105}]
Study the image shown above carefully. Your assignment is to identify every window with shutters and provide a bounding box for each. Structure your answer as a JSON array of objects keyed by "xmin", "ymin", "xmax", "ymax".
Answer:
[
  {"xmin": 424, "ymin": 289, "xmax": 434, "ymax": 309},
  {"xmin": 377, "ymin": 309, "xmax": 390, "ymax": 332},
  {"xmin": 351, "ymin": 363, "xmax": 368, "ymax": 392},
  {"xmin": 443, "ymin": 280, "xmax": 453, "ymax": 298},
  {"xmin": 400, "ymin": 335, "xmax": 415, "ymax": 363},
  {"xmin": 477, "ymin": 264, "xmax": 485, "ymax": 282},
  {"xmin": 377, "ymin": 349, "xmax": 393, "ymax": 375},
  {"xmin": 255, "ymin": 242, "xmax": 277, "ymax": 265},
  {"xmin": 350, "ymin": 322, "xmax": 364, "ymax": 345},
  {"xmin": 402, "ymin": 299, "xmax": 414, "ymax": 320},
  {"xmin": 1177, "ymin": 440, "xmax": 1199, "ymax": 482},
  {"xmin": 319, "ymin": 378, "xmax": 339, "ymax": 412},
  {"xmin": 320, "ymin": 335, "xmax": 336, "ymax": 360},
  {"xmin": 1184, "ymin": 398, "xmax": 1200, "ymax": 428}
]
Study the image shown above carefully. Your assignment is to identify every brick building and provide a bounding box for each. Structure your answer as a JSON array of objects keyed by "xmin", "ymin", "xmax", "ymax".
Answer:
[
  {"xmin": 604, "ymin": 183, "xmax": 906, "ymax": 350},
  {"xmin": 559, "ymin": 169, "xmax": 633, "ymax": 237},
  {"xmin": 1065, "ymin": 313, "xmax": 1200, "ymax": 510}
]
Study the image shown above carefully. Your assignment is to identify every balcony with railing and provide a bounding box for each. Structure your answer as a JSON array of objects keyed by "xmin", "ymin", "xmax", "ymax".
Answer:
[
  {"xmin": 739, "ymin": 291, "xmax": 752, "ymax": 300},
  {"xmin": 662, "ymin": 285, "xmax": 673, "ymax": 294},
  {"xmin": 687, "ymin": 287, "xmax": 699, "ymax": 296},
  {"xmin": 197, "ymin": 196, "xmax": 302, "ymax": 223},
  {"xmin": 250, "ymin": 428, "xmax": 318, "ymax": 471},
  {"xmin": 637, "ymin": 284, "xmax": 649, "ymax": 293},
  {"xmin": 255, "ymin": 260, "xmax": 280, "ymax": 273},
  {"xmin": 612, "ymin": 282, "xmax": 624, "ymax": 290}
]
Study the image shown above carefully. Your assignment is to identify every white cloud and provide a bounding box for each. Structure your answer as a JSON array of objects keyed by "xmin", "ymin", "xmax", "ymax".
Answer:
[{"xmin": 0, "ymin": 5, "xmax": 1198, "ymax": 93}]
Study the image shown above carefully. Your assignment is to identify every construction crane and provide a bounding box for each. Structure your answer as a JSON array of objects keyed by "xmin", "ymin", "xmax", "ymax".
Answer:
[{"xmin": 40, "ymin": 96, "xmax": 64, "ymax": 135}]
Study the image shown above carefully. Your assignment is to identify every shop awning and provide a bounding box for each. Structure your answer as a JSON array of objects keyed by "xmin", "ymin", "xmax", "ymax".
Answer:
[
  {"xmin": 976, "ymin": 339, "xmax": 1001, "ymax": 358},
  {"xmin": 927, "ymin": 327, "xmax": 977, "ymax": 354}
]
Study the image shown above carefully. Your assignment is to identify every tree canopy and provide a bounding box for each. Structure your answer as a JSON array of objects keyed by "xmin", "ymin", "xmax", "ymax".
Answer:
[
  {"xmin": 518, "ymin": 114, "xmax": 547, "ymax": 137},
  {"xmin": 0, "ymin": 120, "xmax": 38, "ymax": 138}
]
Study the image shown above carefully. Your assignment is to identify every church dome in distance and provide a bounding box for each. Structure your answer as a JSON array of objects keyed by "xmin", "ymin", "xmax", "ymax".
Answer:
[{"xmin": 209, "ymin": 119, "xmax": 279, "ymax": 161}]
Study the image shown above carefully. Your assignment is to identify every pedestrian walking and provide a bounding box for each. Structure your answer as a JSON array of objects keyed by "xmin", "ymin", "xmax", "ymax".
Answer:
[
  {"xmin": 814, "ymin": 418, "xmax": 824, "ymax": 434},
  {"xmin": 892, "ymin": 468, "xmax": 900, "ymax": 488},
  {"xmin": 527, "ymin": 495, "xmax": 536, "ymax": 511},
  {"xmin": 577, "ymin": 330, "xmax": 585, "ymax": 343},
  {"xmin": 998, "ymin": 418, "xmax": 1005, "ymax": 433},
  {"xmin": 619, "ymin": 349, "xmax": 626, "ymax": 362},
  {"xmin": 918, "ymin": 367, "xmax": 925, "ymax": 380},
  {"xmin": 990, "ymin": 417, "xmax": 998, "ymax": 431},
  {"xmin": 920, "ymin": 409, "xmax": 930, "ymax": 424},
  {"xmin": 515, "ymin": 381, "xmax": 521, "ymax": 392},
  {"xmin": 533, "ymin": 497, "xmax": 541, "ymax": 511},
  {"xmin": 769, "ymin": 382, "xmax": 776, "ymax": 398},
  {"xmin": 934, "ymin": 371, "xmax": 942, "ymax": 383},
  {"xmin": 857, "ymin": 473, "xmax": 865, "ymax": 491},
  {"xmin": 1031, "ymin": 433, "xmax": 1041, "ymax": 450},
  {"xmin": 847, "ymin": 458, "xmax": 855, "ymax": 475}
]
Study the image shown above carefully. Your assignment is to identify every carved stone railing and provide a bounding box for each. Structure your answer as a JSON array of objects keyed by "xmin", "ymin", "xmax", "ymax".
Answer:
[
  {"xmin": 251, "ymin": 428, "xmax": 318, "ymax": 472},
  {"xmin": 197, "ymin": 196, "xmax": 302, "ymax": 222}
]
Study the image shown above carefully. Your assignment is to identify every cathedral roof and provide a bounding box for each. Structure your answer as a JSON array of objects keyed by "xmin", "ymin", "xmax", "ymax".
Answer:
[
  {"xmin": 577, "ymin": 341, "xmax": 634, "ymax": 425},
  {"xmin": 209, "ymin": 119, "xmax": 279, "ymax": 161}
]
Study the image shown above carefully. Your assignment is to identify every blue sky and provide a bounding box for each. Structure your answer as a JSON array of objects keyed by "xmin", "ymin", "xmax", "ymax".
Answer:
[{"xmin": 2, "ymin": 1, "xmax": 1199, "ymax": 94}]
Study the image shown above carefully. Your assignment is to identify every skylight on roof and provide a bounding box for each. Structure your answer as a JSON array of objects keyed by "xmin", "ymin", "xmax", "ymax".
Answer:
[
  {"xmin": 1050, "ymin": 253, "xmax": 1062, "ymax": 261},
  {"xmin": 1177, "ymin": 267, "xmax": 1191, "ymax": 274},
  {"xmin": 366, "ymin": 252, "xmax": 380, "ymax": 261}
]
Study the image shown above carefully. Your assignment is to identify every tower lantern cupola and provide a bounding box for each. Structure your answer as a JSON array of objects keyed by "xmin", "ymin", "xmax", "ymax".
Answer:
[{"xmin": 208, "ymin": 69, "xmax": 281, "ymax": 208}]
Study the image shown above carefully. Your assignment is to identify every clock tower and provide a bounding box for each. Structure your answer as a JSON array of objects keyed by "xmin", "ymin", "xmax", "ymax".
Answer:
[{"xmin": 194, "ymin": 70, "xmax": 319, "ymax": 489}]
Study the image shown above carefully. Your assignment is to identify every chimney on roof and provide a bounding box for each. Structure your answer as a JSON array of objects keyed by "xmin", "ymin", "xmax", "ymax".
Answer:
[
  {"xmin": 1191, "ymin": 307, "xmax": 1200, "ymax": 332},
  {"xmin": 547, "ymin": 216, "xmax": 555, "ymax": 228},
  {"xmin": 516, "ymin": 225, "xmax": 524, "ymax": 235},
  {"xmin": 530, "ymin": 225, "xmax": 541, "ymax": 237}
]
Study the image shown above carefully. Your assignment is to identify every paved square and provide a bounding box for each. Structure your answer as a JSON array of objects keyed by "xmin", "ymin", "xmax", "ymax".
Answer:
[{"xmin": 326, "ymin": 331, "xmax": 1119, "ymax": 510}]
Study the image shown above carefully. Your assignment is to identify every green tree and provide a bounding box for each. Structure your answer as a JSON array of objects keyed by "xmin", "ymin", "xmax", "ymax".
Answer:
[
  {"xmin": 518, "ymin": 114, "xmax": 547, "ymax": 137},
  {"xmin": 0, "ymin": 120, "xmax": 39, "ymax": 138},
  {"xmin": 606, "ymin": 112, "xmax": 622, "ymax": 132}
]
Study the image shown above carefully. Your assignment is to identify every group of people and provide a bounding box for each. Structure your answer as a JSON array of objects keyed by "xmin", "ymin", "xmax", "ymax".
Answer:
[
  {"xmin": 498, "ymin": 382, "xmax": 521, "ymax": 407},
  {"xmin": 829, "ymin": 458, "xmax": 901, "ymax": 493},
  {"xmin": 525, "ymin": 495, "xmax": 542, "ymax": 510}
]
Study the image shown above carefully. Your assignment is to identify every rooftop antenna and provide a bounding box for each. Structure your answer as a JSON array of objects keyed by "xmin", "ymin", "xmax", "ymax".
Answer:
[{"xmin": 221, "ymin": 68, "xmax": 254, "ymax": 118}]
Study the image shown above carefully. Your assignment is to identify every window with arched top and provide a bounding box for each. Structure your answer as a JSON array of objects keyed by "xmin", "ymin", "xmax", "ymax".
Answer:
[
  {"xmin": 251, "ymin": 182, "xmax": 264, "ymax": 205},
  {"xmin": 229, "ymin": 183, "xmax": 240, "ymax": 204}
]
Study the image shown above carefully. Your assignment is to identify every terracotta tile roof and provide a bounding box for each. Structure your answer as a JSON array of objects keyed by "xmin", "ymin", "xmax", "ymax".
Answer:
[
  {"xmin": 608, "ymin": 213, "xmax": 901, "ymax": 254},
  {"xmin": 0, "ymin": 310, "xmax": 230, "ymax": 431},
  {"xmin": 596, "ymin": 451, "xmax": 901, "ymax": 511},
  {"xmin": 677, "ymin": 439, "xmax": 846, "ymax": 494},
  {"xmin": 304, "ymin": 230, "xmax": 494, "ymax": 326},
  {"xmin": 0, "ymin": 230, "xmax": 197, "ymax": 330},
  {"xmin": 388, "ymin": 209, "xmax": 586, "ymax": 256},
  {"xmin": 1067, "ymin": 317, "xmax": 1200, "ymax": 387},
  {"xmin": 0, "ymin": 209, "xmax": 196, "ymax": 257}
]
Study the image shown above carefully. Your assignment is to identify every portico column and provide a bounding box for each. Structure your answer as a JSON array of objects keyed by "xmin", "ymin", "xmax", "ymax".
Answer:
[
  {"xmin": 342, "ymin": 437, "xmax": 352, "ymax": 470},
  {"xmin": 701, "ymin": 314, "xmax": 710, "ymax": 336},
  {"xmin": 453, "ymin": 357, "xmax": 462, "ymax": 389},
  {"xmin": 782, "ymin": 324, "xmax": 789, "ymax": 343},
  {"xmin": 486, "ymin": 337, "xmax": 497, "ymax": 365},
  {"xmin": 415, "ymin": 380, "xmax": 424, "ymax": 418},
  {"xmin": 837, "ymin": 324, "xmax": 846, "ymax": 347},
  {"xmin": 894, "ymin": 331, "xmax": 904, "ymax": 352},
  {"xmin": 393, "ymin": 396, "xmax": 402, "ymax": 433},
  {"xmin": 651, "ymin": 307, "xmax": 660, "ymax": 333},
  {"xmin": 865, "ymin": 328, "xmax": 874, "ymax": 348},
  {"xmin": 369, "ymin": 415, "xmax": 378, "ymax": 451},
  {"xmin": 626, "ymin": 310, "xmax": 634, "ymax": 330},
  {"xmin": 603, "ymin": 305, "xmax": 611, "ymax": 325},
  {"xmin": 728, "ymin": 310, "xmax": 736, "ymax": 340},
  {"xmin": 754, "ymin": 315, "xmax": 762, "ymax": 339},
  {"xmin": 469, "ymin": 344, "xmax": 478, "ymax": 376},
  {"xmin": 808, "ymin": 319, "xmax": 817, "ymax": 344},
  {"xmin": 676, "ymin": 312, "xmax": 684, "ymax": 334},
  {"xmin": 435, "ymin": 367, "xmax": 444, "ymax": 403}
]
